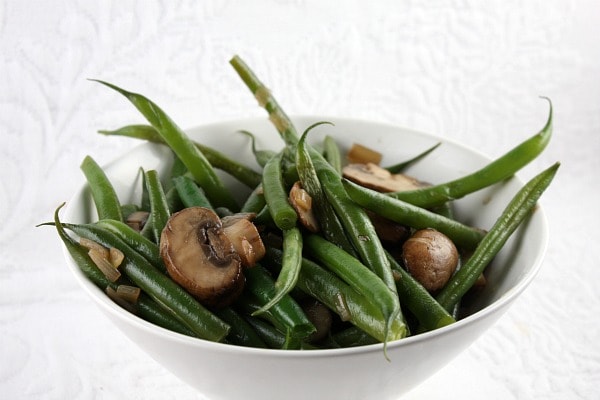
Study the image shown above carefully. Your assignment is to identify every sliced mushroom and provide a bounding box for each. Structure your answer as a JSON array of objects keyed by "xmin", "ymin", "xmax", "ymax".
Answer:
[
  {"xmin": 289, "ymin": 181, "xmax": 319, "ymax": 232},
  {"xmin": 346, "ymin": 143, "xmax": 383, "ymax": 165},
  {"xmin": 402, "ymin": 228, "xmax": 459, "ymax": 292},
  {"xmin": 342, "ymin": 163, "xmax": 428, "ymax": 193},
  {"xmin": 160, "ymin": 207, "xmax": 244, "ymax": 308},
  {"xmin": 126, "ymin": 210, "xmax": 150, "ymax": 232},
  {"xmin": 302, "ymin": 300, "xmax": 333, "ymax": 343},
  {"xmin": 221, "ymin": 213, "xmax": 265, "ymax": 268},
  {"xmin": 366, "ymin": 210, "xmax": 410, "ymax": 244}
]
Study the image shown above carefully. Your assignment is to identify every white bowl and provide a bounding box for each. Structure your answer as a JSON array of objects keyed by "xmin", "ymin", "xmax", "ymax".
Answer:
[{"xmin": 63, "ymin": 116, "xmax": 548, "ymax": 400}]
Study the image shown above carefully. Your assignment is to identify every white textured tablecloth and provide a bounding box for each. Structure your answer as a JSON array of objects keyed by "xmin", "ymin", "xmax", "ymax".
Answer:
[{"xmin": 2, "ymin": 1, "xmax": 599, "ymax": 399}]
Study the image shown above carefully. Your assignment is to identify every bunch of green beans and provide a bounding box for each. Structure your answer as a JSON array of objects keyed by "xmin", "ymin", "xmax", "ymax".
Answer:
[{"xmin": 42, "ymin": 55, "xmax": 558, "ymax": 353}]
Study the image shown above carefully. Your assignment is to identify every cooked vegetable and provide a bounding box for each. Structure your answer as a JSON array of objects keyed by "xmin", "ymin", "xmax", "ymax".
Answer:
[
  {"xmin": 288, "ymin": 181, "xmax": 319, "ymax": 232},
  {"xmin": 262, "ymin": 152, "xmax": 298, "ymax": 231},
  {"xmin": 221, "ymin": 213, "xmax": 265, "ymax": 268},
  {"xmin": 435, "ymin": 162, "xmax": 560, "ymax": 311},
  {"xmin": 402, "ymin": 228, "xmax": 459, "ymax": 292},
  {"xmin": 42, "ymin": 55, "xmax": 558, "ymax": 353},
  {"xmin": 92, "ymin": 80, "xmax": 240, "ymax": 211},
  {"xmin": 342, "ymin": 179, "xmax": 487, "ymax": 249},
  {"xmin": 80, "ymin": 155, "xmax": 123, "ymax": 222},
  {"xmin": 160, "ymin": 207, "xmax": 245, "ymax": 308},
  {"xmin": 343, "ymin": 163, "xmax": 428, "ymax": 193},
  {"xmin": 346, "ymin": 143, "xmax": 382, "ymax": 165},
  {"xmin": 100, "ymin": 124, "xmax": 262, "ymax": 189},
  {"xmin": 387, "ymin": 100, "xmax": 553, "ymax": 208},
  {"xmin": 60, "ymin": 220, "xmax": 231, "ymax": 341}
]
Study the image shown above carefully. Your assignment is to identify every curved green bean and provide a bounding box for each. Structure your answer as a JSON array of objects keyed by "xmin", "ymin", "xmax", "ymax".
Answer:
[
  {"xmin": 100, "ymin": 124, "xmax": 262, "ymax": 189},
  {"xmin": 63, "ymin": 222, "xmax": 231, "ymax": 342},
  {"xmin": 48, "ymin": 205, "xmax": 197, "ymax": 337},
  {"xmin": 80, "ymin": 155, "xmax": 123, "ymax": 222},
  {"xmin": 92, "ymin": 80, "xmax": 239, "ymax": 211},
  {"xmin": 296, "ymin": 126, "xmax": 355, "ymax": 254},
  {"xmin": 95, "ymin": 218, "xmax": 165, "ymax": 273},
  {"xmin": 264, "ymin": 247, "xmax": 407, "ymax": 343},
  {"xmin": 388, "ymin": 100, "xmax": 553, "ymax": 208},
  {"xmin": 436, "ymin": 162, "xmax": 560, "ymax": 311},
  {"xmin": 304, "ymin": 234, "xmax": 402, "ymax": 348},
  {"xmin": 239, "ymin": 130, "xmax": 277, "ymax": 167},
  {"xmin": 342, "ymin": 178, "xmax": 486, "ymax": 249},
  {"xmin": 243, "ymin": 264, "xmax": 315, "ymax": 340},
  {"xmin": 385, "ymin": 142, "xmax": 441, "ymax": 174},
  {"xmin": 252, "ymin": 227, "xmax": 303, "ymax": 315}
]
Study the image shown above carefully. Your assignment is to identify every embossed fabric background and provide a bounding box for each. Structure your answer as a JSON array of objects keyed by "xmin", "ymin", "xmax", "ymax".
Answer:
[{"xmin": 1, "ymin": 1, "xmax": 598, "ymax": 399}]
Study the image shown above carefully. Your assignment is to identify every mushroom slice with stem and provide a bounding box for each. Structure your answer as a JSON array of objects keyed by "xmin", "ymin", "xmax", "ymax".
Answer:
[
  {"xmin": 342, "ymin": 163, "xmax": 428, "ymax": 193},
  {"xmin": 221, "ymin": 213, "xmax": 265, "ymax": 268},
  {"xmin": 288, "ymin": 181, "xmax": 319, "ymax": 232},
  {"xmin": 160, "ymin": 207, "xmax": 244, "ymax": 308}
]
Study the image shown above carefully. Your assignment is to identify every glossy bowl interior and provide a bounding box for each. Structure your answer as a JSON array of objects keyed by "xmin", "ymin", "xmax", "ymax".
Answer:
[{"xmin": 63, "ymin": 116, "xmax": 548, "ymax": 400}]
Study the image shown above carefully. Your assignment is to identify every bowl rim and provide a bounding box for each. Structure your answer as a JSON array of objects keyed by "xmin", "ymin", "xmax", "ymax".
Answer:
[{"xmin": 62, "ymin": 114, "xmax": 550, "ymax": 358}]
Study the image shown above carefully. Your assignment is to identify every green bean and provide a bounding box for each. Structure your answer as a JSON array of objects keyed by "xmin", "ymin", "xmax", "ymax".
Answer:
[
  {"xmin": 165, "ymin": 186, "xmax": 184, "ymax": 214},
  {"xmin": 264, "ymin": 247, "xmax": 407, "ymax": 343},
  {"xmin": 298, "ymin": 126, "xmax": 399, "ymax": 295},
  {"xmin": 80, "ymin": 155, "xmax": 123, "ymax": 222},
  {"xmin": 100, "ymin": 124, "xmax": 263, "ymax": 189},
  {"xmin": 95, "ymin": 219, "xmax": 165, "ymax": 273},
  {"xmin": 331, "ymin": 326, "xmax": 379, "ymax": 348},
  {"xmin": 92, "ymin": 80, "xmax": 239, "ymax": 211},
  {"xmin": 47, "ymin": 204, "xmax": 196, "ymax": 337},
  {"xmin": 135, "ymin": 293, "xmax": 198, "ymax": 337},
  {"xmin": 168, "ymin": 154, "xmax": 189, "ymax": 188},
  {"xmin": 63, "ymin": 222, "xmax": 231, "ymax": 342},
  {"xmin": 230, "ymin": 55, "xmax": 299, "ymax": 146},
  {"xmin": 262, "ymin": 152, "xmax": 298, "ymax": 230},
  {"xmin": 304, "ymin": 234, "xmax": 402, "ymax": 347},
  {"xmin": 320, "ymin": 170, "xmax": 400, "ymax": 294},
  {"xmin": 323, "ymin": 135, "xmax": 342, "ymax": 174},
  {"xmin": 143, "ymin": 169, "xmax": 170, "ymax": 243},
  {"xmin": 214, "ymin": 307, "xmax": 268, "ymax": 348},
  {"xmin": 239, "ymin": 130, "xmax": 277, "ymax": 167},
  {"xmin": 436, "ymin": 162, "xmax": 559, "ymax": 311},
  {"xmin": 385, "ymin": 251, "xmax": 455, "ymax": 330},
  {"xmin": 388, "ymin": 100, "xmax": 553, "ymax": 208},
  {"xmin": 243, "ymin": 316, "xmax": 287, "ymax": 349},
  {"xmin": 385, "ymin": 142, "xmax": 442, "ymax": 173},
  {"xmin": 253, "ymin": 227, "xmax": 303, "ymax": 315},
  {"xmin": 243, "ymin": 264, "xmax": 315, "ymax": 340},
  {"xmin": 172, "ymin": 175, "xmax": 213, "ymax": 209},
  {"xmin": 342, "ymin": 179, "xmax": 486, "ymax": 249},
  {"xmin": 296, "ymin": 126, "xmax": 355, "ymax": 254},
  {"xmin": 240, "ymin": 184, "xmax": 266, "ymax": 214}
]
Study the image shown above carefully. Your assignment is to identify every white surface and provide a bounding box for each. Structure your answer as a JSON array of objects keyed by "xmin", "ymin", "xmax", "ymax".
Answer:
[{"xmin": 1, "ymin": 1, "xmax": 598, "ymax": 399}]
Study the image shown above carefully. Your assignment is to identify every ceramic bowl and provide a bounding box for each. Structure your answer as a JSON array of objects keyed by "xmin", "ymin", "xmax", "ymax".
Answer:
[{"xmin": 63, "ymin": 116, "xmax": 548, "ymax": 400}]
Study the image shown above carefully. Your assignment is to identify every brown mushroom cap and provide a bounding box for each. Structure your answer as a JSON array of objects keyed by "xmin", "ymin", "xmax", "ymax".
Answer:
[
  {"xmin": 160, "ymin": 207, "xmax": 244, "ymax": 308},
  {"xmin": 402, "ymin": 228, "xmax": 459, "ymax": 292}
]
